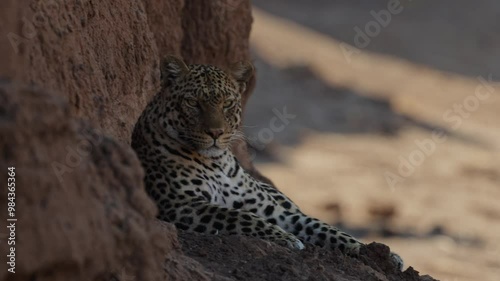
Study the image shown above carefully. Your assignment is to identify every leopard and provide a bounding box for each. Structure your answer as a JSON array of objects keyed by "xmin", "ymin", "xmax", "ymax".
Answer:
[{"xmin": 131, "ymin": 55, "xmax": 403, "ymax": 269}]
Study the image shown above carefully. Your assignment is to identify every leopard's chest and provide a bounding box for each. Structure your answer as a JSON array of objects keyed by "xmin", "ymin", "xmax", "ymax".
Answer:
[
  {"xmin": 155, "ymin": 147, "xmax": 249, "ymax": 208},
  {"xmin": 191, "ymin": 163, "xmax": 247, "ymax": 207}
]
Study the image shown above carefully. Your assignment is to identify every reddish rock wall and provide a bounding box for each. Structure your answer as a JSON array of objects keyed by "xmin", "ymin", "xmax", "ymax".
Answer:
[
  {"xmin": 0, "ymin": 81, "xmax": 166, "ymax": 281},
  {"xmin": 0, "ymin": 0, "xmax": 159, "ymax": 143}
]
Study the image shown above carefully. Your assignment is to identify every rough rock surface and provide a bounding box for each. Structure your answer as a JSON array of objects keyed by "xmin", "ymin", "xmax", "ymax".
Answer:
[
  {"xmin": 0, "ymin": 81, "xmax": 166, "ymax": 281},
  {"xmin": 0, "ymin": 0, "xmax": 159, "ymax": 143},
  {"xmin": 0, "ymin": 1, "xmax": 436, "ymax": 281},
  {"xmin": 180, "ymin": 231, "xmax": 437, "ymax": 281}
]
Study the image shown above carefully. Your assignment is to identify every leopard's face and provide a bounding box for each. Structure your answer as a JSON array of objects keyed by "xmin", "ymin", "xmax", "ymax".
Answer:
[{"xmin": 159, "ymin": 57, "xmax": 253, "ymax": 157}]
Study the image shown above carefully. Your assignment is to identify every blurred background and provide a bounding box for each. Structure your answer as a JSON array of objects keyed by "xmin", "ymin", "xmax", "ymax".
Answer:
[{"xmin": 243, "ymin": 1, "xmax": 500, "ymax": 280}]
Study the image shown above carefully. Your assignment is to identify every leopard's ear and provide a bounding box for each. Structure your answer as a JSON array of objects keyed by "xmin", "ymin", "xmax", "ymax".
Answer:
[
  {"xmin": 160, "ymin": 55, "xmax": 189, "ymax": 87},
  {"xmin": 230, "ymin": 60, "xmax": 254, "ymax": 92}
]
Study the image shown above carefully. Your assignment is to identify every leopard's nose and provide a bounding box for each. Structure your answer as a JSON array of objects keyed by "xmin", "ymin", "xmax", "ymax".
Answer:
[{"xmin": 206, "ymin": 128, "xmax": 224, "ymax": 139}]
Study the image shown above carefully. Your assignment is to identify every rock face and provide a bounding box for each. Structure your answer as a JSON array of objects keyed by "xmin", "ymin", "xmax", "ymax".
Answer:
[
  {"xmin": 0, "ymin": 1, "xmax": 436, "ymax": 281},
  {"xmin": 1, "ymin": 0, "xmax": 159, "ymax": 143},
  {"xmin": 0, "ymin": 81, "xmax": 165, "ymax": 281},
  {"xmin": 179, "ymin": 232, "xmax": 436, "ymax": 281}
]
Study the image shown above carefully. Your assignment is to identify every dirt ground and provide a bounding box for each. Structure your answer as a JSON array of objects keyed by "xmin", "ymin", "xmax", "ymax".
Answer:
[
  {"xmin": 179, "ymin": 230, "xmax": 435, "ymax": 281},
  {"xmin": 244, "ymin": 1, "xmax": 500, "ymax": 280}
]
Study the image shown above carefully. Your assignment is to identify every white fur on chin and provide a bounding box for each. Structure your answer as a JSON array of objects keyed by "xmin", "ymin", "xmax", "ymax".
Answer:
[{"xmin": 198, "ymin": 146, "xmax": 225, "ymax": 158}]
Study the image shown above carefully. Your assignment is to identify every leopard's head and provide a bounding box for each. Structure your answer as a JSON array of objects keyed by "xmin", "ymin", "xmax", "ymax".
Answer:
[{"xmin": 158, "ymin": 56, "xmax": 253, "ymax": 157}]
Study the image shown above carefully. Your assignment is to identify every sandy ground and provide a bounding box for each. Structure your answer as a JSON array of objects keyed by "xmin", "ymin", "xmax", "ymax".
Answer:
[{"xmin": 244, "ymin": 1, "xmax": 500, "ymax": 280}]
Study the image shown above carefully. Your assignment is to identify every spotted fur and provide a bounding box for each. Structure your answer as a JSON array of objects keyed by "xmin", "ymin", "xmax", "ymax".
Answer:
[{"xmin": 131, "ymin": 56, "xmax": 403, "ymax": 268}]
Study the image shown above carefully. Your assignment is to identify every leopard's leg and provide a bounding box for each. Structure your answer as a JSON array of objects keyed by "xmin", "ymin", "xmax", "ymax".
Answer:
[
  {"xmin": 242, "ymin": 182, "xmax": 404, "ymax": 269},
  {"xmin": 276, "ymin": 198, "xmax": 403, "ymax": 270},
  {"xmin": 158, "ymin": 198, "xmax": 304, "ymax": 250},
  {"xmin": 143, "ymin": 171, "xmax": 303, "ymax": 249},
  {"xmin": 236, "ymin": 181, "xmax": 363, "ymax": 255}
]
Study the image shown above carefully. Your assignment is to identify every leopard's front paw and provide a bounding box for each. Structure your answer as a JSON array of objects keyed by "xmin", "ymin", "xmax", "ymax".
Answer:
[
  {"xmin": 343, "ymin": 240, "xmax": 362, "ymax": 256},
  {"xmin": 390, "ymin": 251, "xmax": 404, "ymax": 271},
  {"xmin": 276, "ymin": 233, "xmax": 305, "ymax": 250}
]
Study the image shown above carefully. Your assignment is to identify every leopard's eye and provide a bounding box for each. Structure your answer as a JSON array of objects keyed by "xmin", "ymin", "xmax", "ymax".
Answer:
[
  {"xmin": 223, "ymin": 100, "xmax": 234, "ymax": 109},
  {"xmin": 185, "ymin": 98, "xmax": 198, "ymax": 107}
]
